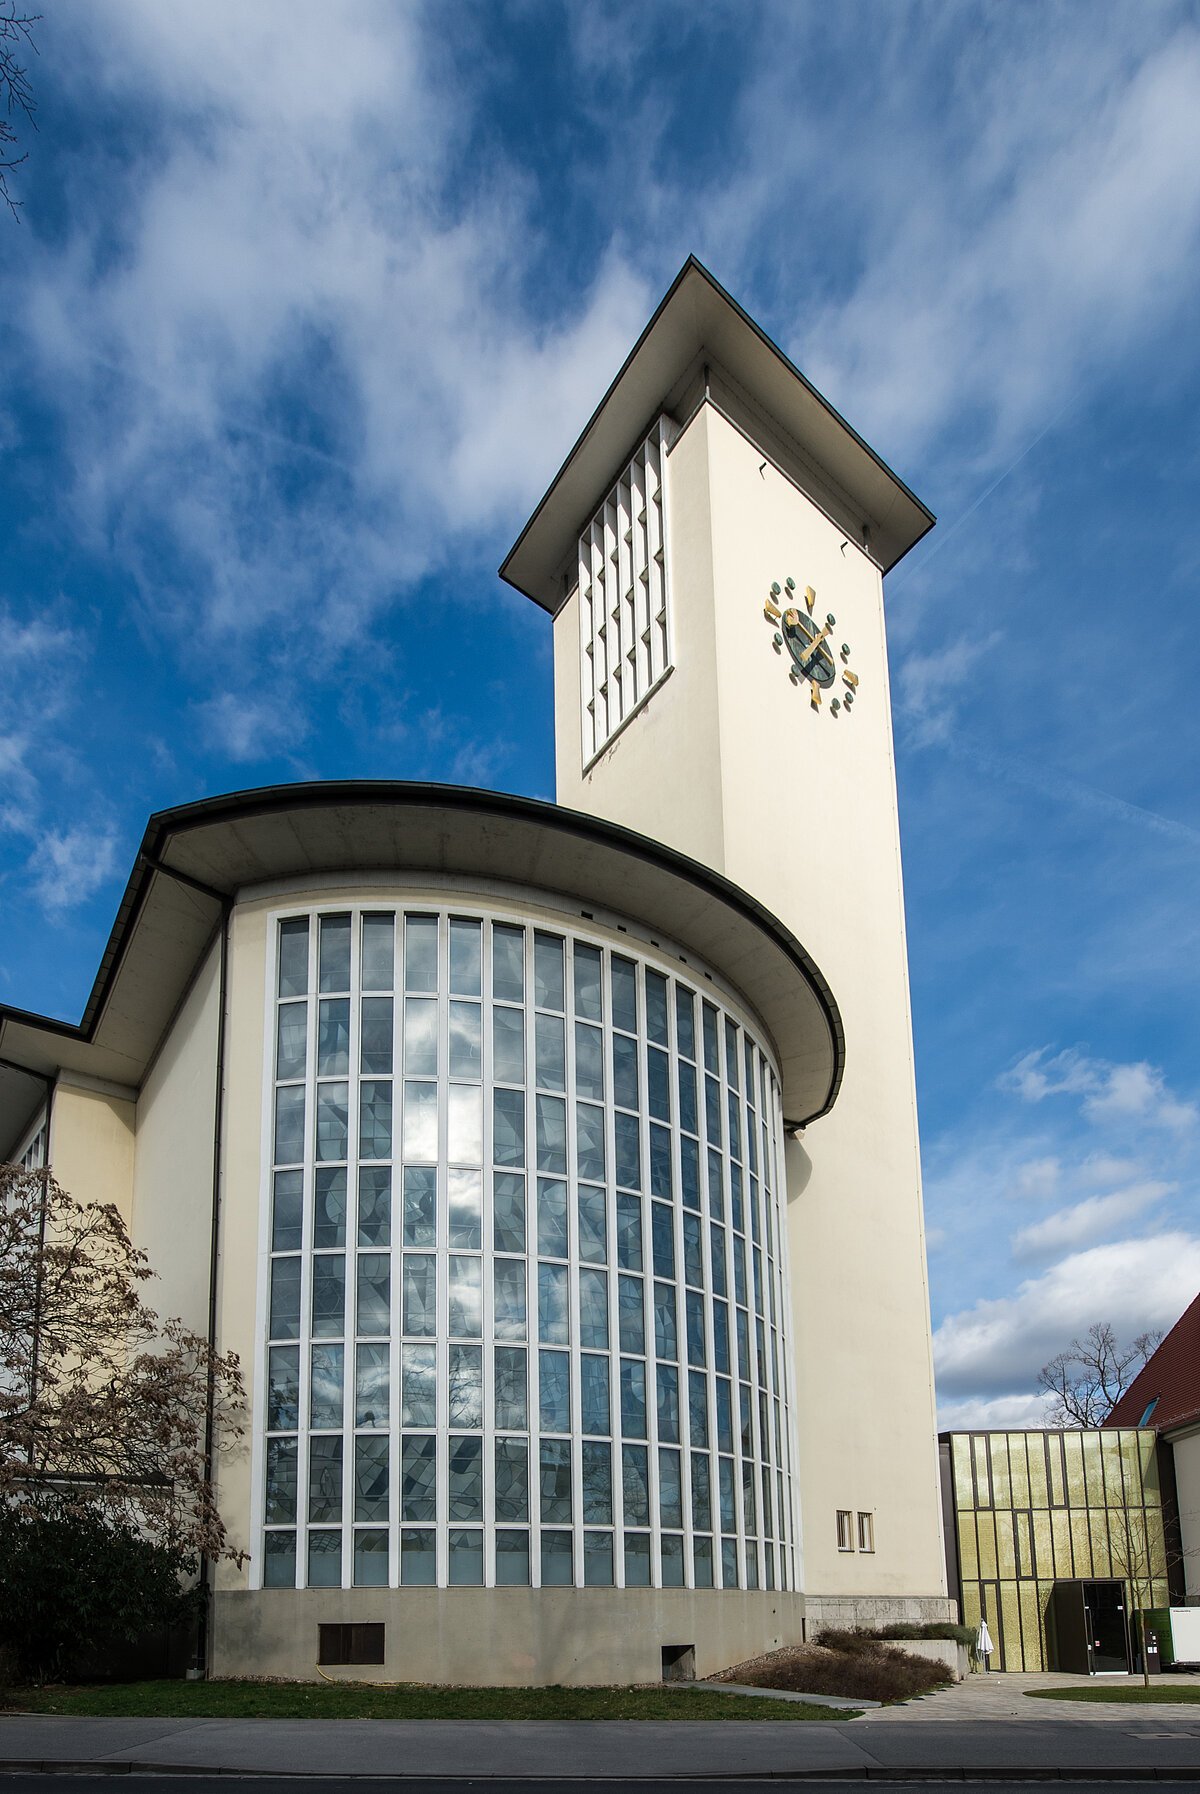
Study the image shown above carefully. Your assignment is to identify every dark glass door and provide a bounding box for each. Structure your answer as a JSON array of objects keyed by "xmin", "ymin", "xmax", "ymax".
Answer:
[{"xmin": 1084, "ymin": 1581, "xmax": 1130, "ymax": 1673}]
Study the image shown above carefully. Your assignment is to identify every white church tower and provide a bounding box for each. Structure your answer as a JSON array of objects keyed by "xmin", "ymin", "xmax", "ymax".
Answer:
[{"xmin": 503, "ymin": 257, "xmax": 949, "ymax": 1625}]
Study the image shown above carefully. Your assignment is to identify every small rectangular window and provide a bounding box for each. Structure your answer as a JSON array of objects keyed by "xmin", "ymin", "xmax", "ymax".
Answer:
[
  {"xmin": 318, "ymin": 1622, "xmax": 385, "ymax": 1666},
  {"xmin": 836, "ymin": 1508, "xmax": 854, "ymax": 1551},
  {"xmin": 857, "ymin": 1511, "xmax": 874, "ymax": 1553}
]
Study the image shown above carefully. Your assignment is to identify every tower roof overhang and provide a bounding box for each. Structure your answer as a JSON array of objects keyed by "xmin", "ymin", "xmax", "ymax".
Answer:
[
  {"xmin": 500, "ymin": 255, "xmax": 935, "ymax": 614},
  {"xmin": 0, "ymin": 782, "xmax": 844, "ymax": 1155}
]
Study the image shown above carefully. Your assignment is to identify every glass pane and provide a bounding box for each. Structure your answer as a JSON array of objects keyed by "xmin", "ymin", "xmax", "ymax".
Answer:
[
  {"xmin": 579, "ymin": 1267, "xmax": 609, "ymax": 1349},
  {"xmin": 652, "ymin": 1203, "xmax": 675, "ymax": 1279},
  {"xmin": 355, "ymin": 1435, "xmax": 389, "ymax": 1520},
  {"xmin": 448, "ymin": 1258, "xmax": 482, "ymax": 1337},
  {"xmin": 356, "ymin": 1253, "xmax": 390, "ymax": 1336},
  {"xmin": 314, "ymin": 1168, "xmax": 347, "ymax": 1247},
  {"xmin": 582, "ymin": 1439, "xmax": 613, "ymax": 1523},
  {"xmin": 448, "ymin": 1436, "xmax": 484, "ymax": 1521},
  {"xmin": 618, "ymin": 1275, "xmax": 645, "ymax": 1353},
  {"xmin": 359, "ymin": 1081, "xmax": 393, "ymax": 1160},
  {"xmin": 621, "ymin": 1357, "xmax": 647, "ymax": 1438},
  {"xmin": 448, "ymin": 1084, "xmax": 482, "ymax": 1164},
  {"xmin": 574, "ymin": 1022, "xmax": 604, "ymax": 1099},
  {"xmin": 615, "ymin": 1113, "xmax": 640, "ymax": 1191},
  {"xmin": 662, "ymin": 1532, "xmax": 685, "ymax": 1587},
  {"xmin": 405, "ymin": 916, "xmax": 439, "ymax": 993},
  {"xmin": 537, "ymin": 1177, "xmax": 568, "ymax": 1257},
  {"xmin": 401, "ymin": 1342, "xmax": 436, "ymax": 1427},
  {"xmin": 576, "ymin": 1103, "xmax": 606, "ymax": 1181},
  {"xmin": 449, "ymin": 918, "xmax": 482, "ymax": 996},
  {"xmin": 539, "ymin": 1438, "xmax": 572, "ymax": 1522},
  {"xmin": 311, "ymin": 1255, "xmax": 345, "ymax": 1337},
  {"xmin": 622, "ymin": 1443, "xmax": 650, "ymax": 1525},
  {"xmin": 721, "ymin": 1535, "xmax": 739, "ymax": 1588},
  {"xmin": 494, "ymin": 1257, "xmax": 527, "ymax": 1341},
  {"xmin": 710, "ymin": 1229, "xmax": 727, "ymax": 1300},
  {"xmin": 448, "ymin": 1343, "xmax": 483, "ymax": 1427},
  {"xmin": 272, "ymin": 1170, "xmax": 303, "ymax": 1252},
  {"xmin": 402, "ymin": 1254, "xmax": 436, "ymax": 1335},
  {"xmin": 624, "ymin": 1532, "xmax": 651, "ymax": 1587},
  {"xmin": 616, "ymin": 1194, "xmax": 643, "ymax": 1270},
  {"xmin": 278, "ymin": 917, "xmax": 309, "ymax": 998},
  {"xmin": 358, "ymin": 1167, "xmax": 392, "ymax": 1246},
  {"xmin": 492, "ymin": 924, "xmax": 525, "ymax": 1003},
  {"xmin": 581, "ymin": 1353, "xmax": 610, "ymax": 1436},
  {"xmin": 448, "ymin": 1527, "xmax": 484, "ymax": 1585},
  {"xmin": 494, "ymin": 1346, "xmax": 528, "ymax": 1430},
  {"xmin": 276, "ymin": 1002, "xmax": 307, "ymax": 1079},
  {"xmin": 657, "ymin": 1363, "xmax": 680, "ymax": 1443},
  {"xmin": 654, "ymin": 1281, "xmax": 678, "ymax": 1359},
  {"xmin": 495, "ymin": 1438, "xmax": 529, "ymax": 1521},
  {"xmin": 267, "ymin": 1344, "xmax": 300, "ymax": 1429},
  {"xmin": 404, "ymin": 998, "xmax": 438, "ymax": 1076},
  {"xmin": 356, "ymin": 1341, "xmax": 390, "ymax": 1428},
  {"xmin": 539, "ymin": 1349, "xmax": 571, "ymax": 1433},
  {"xmin": 274, "ymin": 1085, "xmax": 305, "ymax": 1166},
  {"xmin": 534, "ymin": 933, "xmax": 565, "ymax": 1011},
  {"xmin": 584, "ymin": 1531, "xmax": 614, "ymax": 1586},
  {"xmin": 360, "ymin": 996, "xmax": 394, "ymax": 1074},
  {"xmin": 578, "ymin": 1185, "xmax": 607, "ymax": 1263},
  {"xmin": 308, "ymin": 1529, "xmax": 341, "ymax": 1586},
  {"xmin": 316, "ymin": 1082, "xmax": 349, "ymax": 1162},
  {"xmin": 492, "ymin": 1005, "xmax": 525, "ymax": 1084},
  {"xmin": 318, "ymin": 914, "xmax": 351, "ymax": 993},
  {"xmin": 318, "ymin": 998, "xmax": 350, "ymax": 1075},
  {"xmin": 691, "ymin": 1451, "xmax": 712, "ymax": 1529},
  {"xmin": 675, "ymin": 985, "xmax": 695, "ymax": 1059},
  {"xmin": 536, "ymin": 1095, "xmax": 567, "ymax": 1175},
  {"xmin": 541, "ymin": 1530, "xmax": 573, "ymax": 1586},
  {"xmin": 660, "ymin": 1447, "xmax": 683, "ymax": 1527},
  {"xmin": 650, "ymin": 1125, "xmax": 672, "ymax": 1199},
  {"xmin": 678, "ymin": 1062, "xmax": 698, "ymax": 1135},
  {"xmin": 401, "ymin": 1527, "xmax": 436, "ymax": 1584},
  {"xmin": 613, "ymin": 1033, "xmax": 638, "ymax": 1110},
  {"xmin": 611, "ymin": 956, "xmax": 637, "ymax": 1034},
  {"xmin": 535, "ymin": 1012, "xmax": 565, "ymax": 1091},
  {"xmin": 648, "ymin": 1048, "xmax": 670, "ymax": 1121},
  {"xmin": 689, "ymin": 1370, "xmax": 709, "ymax": 1446},
  {"xmin": 694, "ymin": 1535, "xmax": 714, "ymax": 1588},
  {"xmin": 309, "ymin": 1436, "xmax": 343, "ymax": 1521},
  {"xmin": 645, "ymin": 970, "xmax": 668, "ymax": 1046},
  {"xmin": 573, "ymin": 944, "xmax": 602, "ymax": 1021},
  {"xmin": 493, "ymin": 1087, "xmax": 525, "ymax": 1168},
  {"xmin": 448, "ymin": 1167, "xmax": 482, "ymax": 1249},
  {"xmin": 361, "ymin": 913, "xmax": 394, "ymax": 992},
  {"xmin": 703, "ymin": 1003, "xmax": 719, "ymax": 1073},
  {"xmin": 495, "ymin": 1530, "xmax": 530, "ymax": 1585},
  {"xmin": 263, "ymin": 1530, "xmax": 297, "ymax": 1587},
  {"xmin": 402, "ymin": 1436, "xmax": 436, "ymax": 1520},
  {"xmin": 401, "ymin": 1167, "xmax": 435, "ymax": 1247},
  {"xmin": 449, "ymin": 1001, "xmax": 482, "ymax": 1079},
  {"xmin": 538, "ymin": 1262, "xmax": 569, "ymax": 1344},
  {"xmin": 716, "ymin": 1380, "xmax": 734, "ymax": 1452},
  {"xmin": 353, "ymin": 1529, "xmax": 389, "ymax": 1587},
  {"xmin": 403, "ymin": 1082, "xmax": 437, "ymax": 1161},
  {"xmin": 265, "ymin": 1438, "xmax": 298, "ymax": 1523},
  {"xmin": 493, "ymin": 1171, "xmax": 526, "ymax": 1253},
  {"xmin": 269, "ymin": 1255, "xmax": 301, "ymax": 1339},
  {"xmin": 687, "ymin": 1290, "xmax": 707, "ymax": 1366},
  {"xmin": 310, "ymin": 1344, "xmax": 344, "ymax": 1428}
]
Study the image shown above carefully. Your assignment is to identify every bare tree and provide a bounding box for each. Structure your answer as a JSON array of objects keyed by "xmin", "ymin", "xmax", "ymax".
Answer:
[
  {"xmin": 0, "ymin": 1164, "xmax": 245, "ymax": 1561},
  {"xmin": 0, "ymin": 4, "xmax": 38, "ymax": 219},
  {"xmin": 1037, "ymin": 1321, "xmax": 1162, "ymax": 1428}
]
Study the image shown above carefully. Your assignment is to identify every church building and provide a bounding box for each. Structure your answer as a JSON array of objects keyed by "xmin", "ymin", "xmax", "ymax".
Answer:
[{"xmin": 0, "ymin": 258, "xmax": 952, "ymax": 1683}]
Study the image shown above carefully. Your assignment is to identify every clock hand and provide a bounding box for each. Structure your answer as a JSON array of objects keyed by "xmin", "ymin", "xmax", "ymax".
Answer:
[{"xmin": 794, "ymin": 623, "xmax": 832, "ymax": 669}]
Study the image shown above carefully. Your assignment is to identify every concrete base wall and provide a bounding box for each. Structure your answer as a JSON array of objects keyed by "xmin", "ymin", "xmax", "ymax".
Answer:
[
  {"xmin": 896, "ymin": 1638, "xmax": 969, "ymax": 1681},
  {"xmin": 804, "ymin": 1593, "xmax": 957, "ymax": 1634},
  {"xmin": 212, "ymin": 1588, "xmax": 805, "ymax": 1686}
]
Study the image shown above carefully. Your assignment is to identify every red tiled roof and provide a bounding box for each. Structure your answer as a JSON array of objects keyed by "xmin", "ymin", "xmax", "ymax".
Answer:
[{"xmin": 1105, "ymin": 1290, "xmax": 1200, "ymax": 1434}]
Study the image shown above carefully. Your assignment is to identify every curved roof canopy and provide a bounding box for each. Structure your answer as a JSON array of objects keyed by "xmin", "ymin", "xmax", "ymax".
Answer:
[{"xmin": 0, "ymin": 783, "xmax": 843, "ymax": 1154}]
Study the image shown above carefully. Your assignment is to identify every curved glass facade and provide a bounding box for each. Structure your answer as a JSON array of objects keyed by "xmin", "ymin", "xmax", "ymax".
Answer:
[{"xmin": 259, "ymin": 900, "xmax": 795, "ymax": 1592}]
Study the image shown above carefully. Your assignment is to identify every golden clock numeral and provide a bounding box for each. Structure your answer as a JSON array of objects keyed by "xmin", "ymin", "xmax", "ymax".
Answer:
[
  {"xmin": 804, "ymin": 585, "xmax": 816, "ymax": 613},
  {"xmin": 843, "ymin": 670, "xmax": 859, "ymax": 689},
  {"xmin": 810, "ymin": 683, "xmax": 821, "ymax": 709},
  {"xmin": 763, "ymin": 600, "xmax": 781, "ymax": 621}
]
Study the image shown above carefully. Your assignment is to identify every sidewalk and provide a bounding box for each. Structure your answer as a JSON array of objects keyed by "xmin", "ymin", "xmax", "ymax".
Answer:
[{"xmin": 5, "ymin": 1693, "xmax": 1200, "ymax": 1781}]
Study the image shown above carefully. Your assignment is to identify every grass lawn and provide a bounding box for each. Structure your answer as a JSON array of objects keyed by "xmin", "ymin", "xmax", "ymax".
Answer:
[
  {"xmin": 1027, "ymin": 1685, "xmax": 1200, "ymax": 1704},
  {"xmin": 1, "ymin": 1679, "xmax": 850, "ymax": 1721}
]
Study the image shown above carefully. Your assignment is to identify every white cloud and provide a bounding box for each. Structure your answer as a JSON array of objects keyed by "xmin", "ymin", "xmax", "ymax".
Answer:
[
  {"xmin": 1011, "ymin": 1183, "xmax": 1170, "ymax": 1263},
  {"xmin": 1002, "ymin": 1048, "xmax": 1197, "ymax": 1132},
  {"xmin": 28, "ymin": 825, "xmax": 120, "ymax": 915},
  {"xmin": 198, "ymin": 691, "xmax": 305, "ymax": 764},
  {"xmin": 895, "ymin": 632, "xmax": 1001, "ymax": 746},
  {"xmin": 938, "ymin": 1391, "xmax": 1054, "ymax": 1433},
  {"xmin": 934, "ymin": 1233, "xmax": 1200, "ymax": 1401}
]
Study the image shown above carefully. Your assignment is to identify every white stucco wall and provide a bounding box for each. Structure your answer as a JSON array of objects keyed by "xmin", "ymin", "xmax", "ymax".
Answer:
[
  {"xmin": 48, "ymin": 1081, "xmax": 136, "ymax": 1223},
  {"xmin": 553, "ymin": 400, "xmax": 946, "ymax": 1608}
]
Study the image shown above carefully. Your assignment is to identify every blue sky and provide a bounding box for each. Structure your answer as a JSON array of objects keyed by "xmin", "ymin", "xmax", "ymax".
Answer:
[{"xmin": 2, "ymin": 0, "xmax": 1199, "ymax": 1426}]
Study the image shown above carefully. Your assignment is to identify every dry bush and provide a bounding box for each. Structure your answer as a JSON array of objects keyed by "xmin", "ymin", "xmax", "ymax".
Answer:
[{"xmin": 733, "ymin": 1638, "xmax": 954, "ymax": 1703}]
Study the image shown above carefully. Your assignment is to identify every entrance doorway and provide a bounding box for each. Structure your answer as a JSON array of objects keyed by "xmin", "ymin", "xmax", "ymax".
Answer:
[{"xmin": 1083, "ymin": 1580, "xmax": 1130, "ymax": 1673}]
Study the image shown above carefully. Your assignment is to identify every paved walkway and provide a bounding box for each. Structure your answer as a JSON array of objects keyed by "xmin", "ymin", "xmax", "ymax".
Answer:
[
  {"xmin": 5, "ymin": 1683, "xmax": 1200, "ymax": 1781},
  {"xmin": 856, "ymin": 1668, "xmax": 1200, "ymax": 1723}
]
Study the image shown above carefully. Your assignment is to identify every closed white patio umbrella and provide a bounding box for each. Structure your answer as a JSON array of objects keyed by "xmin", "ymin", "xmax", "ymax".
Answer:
[{"xmin": 976, "ymin": 1618, "xmax": 995, "ymax": 1673}]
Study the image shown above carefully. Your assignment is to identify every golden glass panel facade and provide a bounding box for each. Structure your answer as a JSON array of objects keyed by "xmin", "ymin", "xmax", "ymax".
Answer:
[{"xmin": 943, "ymin": 1430, "xmax": 1169, "ymax": 1671}]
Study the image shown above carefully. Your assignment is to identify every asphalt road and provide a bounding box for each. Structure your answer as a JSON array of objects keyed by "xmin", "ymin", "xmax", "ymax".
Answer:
[{"xmin": 3, "ymin": 1780, "xmax": 1200, "ymax": 1794}]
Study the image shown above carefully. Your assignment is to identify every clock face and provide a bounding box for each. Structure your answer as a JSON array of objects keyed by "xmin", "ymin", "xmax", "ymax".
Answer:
[{"xmin": 763, "ymin": 577, "xmax": 861, "ymax": 715}]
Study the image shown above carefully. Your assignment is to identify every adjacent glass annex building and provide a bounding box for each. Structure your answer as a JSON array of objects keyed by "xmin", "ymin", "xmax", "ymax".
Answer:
[{"xmin": 261, "ymin": 901, "xmax": 797, "ymax": 1598}]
